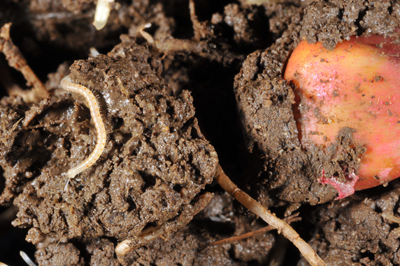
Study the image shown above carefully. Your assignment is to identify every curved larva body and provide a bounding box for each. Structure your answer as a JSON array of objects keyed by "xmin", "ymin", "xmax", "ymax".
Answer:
[{"xmin": 60, "ymin": 75, "xmax": 107, "ymax": 179}]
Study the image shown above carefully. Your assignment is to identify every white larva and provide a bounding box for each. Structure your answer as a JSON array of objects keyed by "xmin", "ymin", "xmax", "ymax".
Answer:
[{"xmin": 60, "ymin": 75, "xmax": 107, "ymax": 180}]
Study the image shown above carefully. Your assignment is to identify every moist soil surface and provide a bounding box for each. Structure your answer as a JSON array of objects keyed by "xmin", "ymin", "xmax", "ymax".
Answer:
[{"xmin": 1, "ymin": 0, "xmax": 400, "ymax": 265}]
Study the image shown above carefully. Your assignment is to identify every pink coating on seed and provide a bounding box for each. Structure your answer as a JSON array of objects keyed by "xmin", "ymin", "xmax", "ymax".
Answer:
[
  {"xmin": 60, "ymin": 75, "xmax": 107, "ymax": 180},
  {"xmin": 284, "ymin": 36, "xmax": 400, "ymax": 190},
  {"xmin": 318, "ymin": 169, "xmax": 359, "ymax": 200}
]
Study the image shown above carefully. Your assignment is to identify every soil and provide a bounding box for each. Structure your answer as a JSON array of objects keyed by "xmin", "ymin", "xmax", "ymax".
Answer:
[{"xmin": 1, "ymin": 0, "xmax": 400, "ymax": 265}]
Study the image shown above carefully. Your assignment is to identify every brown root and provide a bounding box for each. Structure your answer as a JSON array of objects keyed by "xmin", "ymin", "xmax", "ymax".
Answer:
[
  {"xmin": 210, "ymin": 212, "xmax": 301, "ymax": 246},
  {"xmin": 215, "ymin": 164, "xmax": 327, "ymax": 266},
  {"xmin": 0, "ymin": 23, "xmax": 48, "ymax": 102}
]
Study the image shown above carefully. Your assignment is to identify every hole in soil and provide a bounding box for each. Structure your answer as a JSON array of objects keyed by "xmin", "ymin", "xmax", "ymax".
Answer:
[
  {"xmin": 75, "ymin": 104, "xmax": 91, "ymax": 123},
  {"xmin": 374, "ymin": 204, "xmax": 382, "ymax": 214},
  {"xmin": 72, "ymin": 238, "xmax": 91, "ymax": 265},
  {"xmin": 361, "ymin": 183, "xmax": 394, "ymax": 198},
  {"xmin": 143, "ymin": 128, "xmax": 152, "ymax": 139},
  {"xmin": 190, "ymin": 125, "xmax": 201, "ymax": 139},
  {"xmin": 126, "ymin": 195, "xmax": 137, "ymax": 212},
  {"xmin": 139, "ymin": 171, "xmax": 157, "ymax": 191},
  {"xmin": 0, "ymin": 166, "xmax": 4, "ymax": 195},
  {"xmin": 359, "ymin": 250, "xmax": 375, "ymax": 261},
  {"xmin": 191, "ymin": 218, "xmax": 235, "ymax": 236},
  {"xmin": 389, "ymin": 222, "xmax": 399, "ymax": 231},
  {"xmin": 166, "ymin": 104, "xmax": 174, "ymax": 118},
  {"xmin": 334, "ymin": 221, "xmax": 341, "ymax": 231},
  {"xmin": 182, "ymin": 59, "xmax": 262, "ymax": 186},
  {"xmin": 112, "ymin": 117, "xmax": 124, "ymax": 130},
  {"xmin": 142, "ymin": 222, "xmax": 158, "ymax": 233},
  {"xmin": 160, "ymin": 198, "xmax": 168, "ymax": 208},
  {"xmin": 394, "ymin": 196, "xmax": 400, "ymax": 216},
  {"xmin": 64, "ymin": 138, "xmax": 72, "ymax": 158},
  {"xmin": 173, "ymin": 184, "xmax": 182, "ymax": 193}
]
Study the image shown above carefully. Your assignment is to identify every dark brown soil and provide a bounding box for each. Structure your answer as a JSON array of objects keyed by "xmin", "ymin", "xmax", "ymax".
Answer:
[{"xmin": 1, "ymin": 0, "xmax": 400, "ymax": 265}]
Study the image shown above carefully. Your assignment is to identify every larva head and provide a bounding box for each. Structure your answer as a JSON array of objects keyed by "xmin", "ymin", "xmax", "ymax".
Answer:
[{"xmin": 284, "ymin": 35, "xmax": 400, "ymax": 196}]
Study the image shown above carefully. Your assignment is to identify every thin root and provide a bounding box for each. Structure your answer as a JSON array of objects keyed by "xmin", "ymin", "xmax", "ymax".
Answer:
[
  {"xmin": 153, "ymin": 37, "xmax": 244, "ymax": 66},
  {"xmin": 215, "ymin": 164, "xmax": 327, "ymax": 266},
  {"xmin": 139, "ymin": 23, "xmax": 154, "ymax": 44},
  {"xmin": 115, "ymin": 226, "xmax": 165, "ymax": 258},
  {"xmin": 189, "ymin": 0, "xmax": 205, "ymax": 41},
  {"xmin": 210, "ymin": 213, "xmax": 301, "ymax": 246},
  {"xmin": 382, "ymin": 213, "xmax": 400, "ymax": 224},
  {"xmin": 0, "ymin": 23, "xmax": 48, "ymax": 101}
]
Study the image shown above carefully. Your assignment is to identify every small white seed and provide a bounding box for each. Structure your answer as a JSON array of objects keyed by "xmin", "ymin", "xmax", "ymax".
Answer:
[{"xmin": 93, "ymin": 0, "xmax": 114, "ymax": 30}]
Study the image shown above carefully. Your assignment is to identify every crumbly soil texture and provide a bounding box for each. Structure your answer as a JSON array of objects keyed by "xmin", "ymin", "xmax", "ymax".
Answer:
[{"xmin": 1, "ymin": 0, "xmax": 400, "ymax": 265}]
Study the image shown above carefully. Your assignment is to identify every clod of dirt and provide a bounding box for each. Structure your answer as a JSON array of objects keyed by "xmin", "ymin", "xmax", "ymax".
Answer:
[
  {"xmin": 303, "ymin": 182, "xmax": 400, "ymax": 265},
  {"xmin": 29, "ymin": 193, "xmax": 276, "ymax": 265},
  {"xmin": 108, "ymin": 193, "xmax": 275, "ymax": 266},
  {"xmin": 0, "ymin": 36, "xmax": 218, "ymax": 258},
  {"xmin": 35, "ymin": 243, "xmax": 85, "ymax": 266},
  {"xmin": 210, "ymin": 2, "xmax": 303, "ymax": 51},
  {"xmin": 234, "ymin": 0, "xmax": 400, "ymax": 205}
]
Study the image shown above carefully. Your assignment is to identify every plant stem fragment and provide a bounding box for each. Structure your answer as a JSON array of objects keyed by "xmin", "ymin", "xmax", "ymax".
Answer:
[
  {"xmin": 215, "ymin": 164, "xmax": 327, "ymax": 266},
  {"xmin": 210, "ymin": 212, "xmax": 301, "ymax": 246},
  {"xmin": 0, "ymin": 23, "xmax": 48, "ymax": 101}
]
